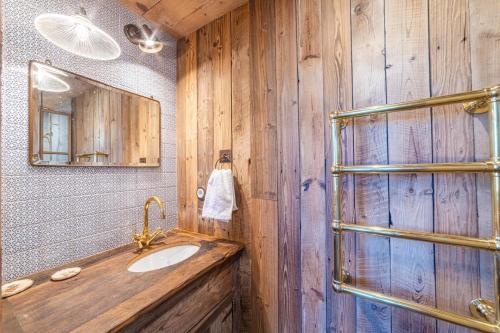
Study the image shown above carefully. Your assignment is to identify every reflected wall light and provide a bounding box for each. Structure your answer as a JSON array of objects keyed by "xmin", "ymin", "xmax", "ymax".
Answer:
[
  {"xmin": 33, "ymin": 63, "xmax": 70, "ymax": 92},
  {"xmin": 35, "ymin": 8, "xmax": 121, "ymax": 61}
]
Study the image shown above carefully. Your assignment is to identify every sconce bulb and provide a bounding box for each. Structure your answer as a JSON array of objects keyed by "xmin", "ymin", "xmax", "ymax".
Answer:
[{"xmin": 138, "ymin": 40, "xmax": 163, "ymax": 54}]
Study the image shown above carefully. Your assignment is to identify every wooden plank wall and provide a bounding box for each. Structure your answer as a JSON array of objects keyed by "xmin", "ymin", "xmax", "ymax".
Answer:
[
  {"xmin": 176, "ymin": 1, "xmax": 500, "ymax": 332},
  {"xmin": 297, "ymin": 0, "xmax": 327, "ymax": 331},
  {"xmin": 275, "ymin": 0, "xmax": 301, "ymax": 331},
  {"xmin": 430, "ymin": 2, "xmax": 479, "ymax": 332},
  {"xmin": 72, "ymin": 89, "xmax": 159, "ymax": 165},
  {"xmin": 351, "ymin": 0, "xmax": 391, "ymax": 331},
  {"xmin": 178, "ymin": 4, "xmax": 267, "ymax": 332},
  {"xmin": 323, "ymin": 0, "xmax": 357, "ymax": 332},
  {"xmin": 230, "ymin": 5, "xmax": 252, "ymax": 328},
  {"xmin": 470, "ymin": 0, "xmax": 500, "ymax": 306},
  {"xmin": 385, "ymin": 2, "xmax": 435, "ymax": 332}
]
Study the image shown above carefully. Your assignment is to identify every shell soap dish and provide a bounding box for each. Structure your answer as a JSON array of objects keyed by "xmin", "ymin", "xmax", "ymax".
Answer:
[
  {"xmin": 51, "ymin": 267, "xmax": 81, "ymax": 281},
  {"xmin": 2, "ymin": 279, "xmax": 34, "ymax": 298}
]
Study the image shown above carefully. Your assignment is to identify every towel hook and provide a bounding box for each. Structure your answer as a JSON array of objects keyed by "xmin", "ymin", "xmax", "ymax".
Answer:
[{"xmin": 214, "ymin": 150, "xmax": 232, "ymax": 169}]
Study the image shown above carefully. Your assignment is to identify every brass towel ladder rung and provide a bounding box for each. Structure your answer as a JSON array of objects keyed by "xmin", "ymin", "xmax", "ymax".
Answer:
[
  {"xmin": 334, "ymin": 224, "xmax": 498, "ymax": 251},
  {"xmin": 330, "ymin": 84, "xmax": 500, "ymax": 333},
  {"xmin": 331, "ymin": 161, "xmax": 496, "ymax": 174}
]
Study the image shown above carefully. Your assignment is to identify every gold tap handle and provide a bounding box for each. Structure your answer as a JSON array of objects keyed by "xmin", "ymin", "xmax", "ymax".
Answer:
[{"xmin": 132, "ymin": 232, "xmax": 143, "ymax": 248}]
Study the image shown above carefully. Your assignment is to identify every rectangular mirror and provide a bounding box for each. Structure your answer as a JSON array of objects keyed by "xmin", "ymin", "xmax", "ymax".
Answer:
[{"xmin": 29, "ymin": 61, "xmax": 161, "ymax": 167}]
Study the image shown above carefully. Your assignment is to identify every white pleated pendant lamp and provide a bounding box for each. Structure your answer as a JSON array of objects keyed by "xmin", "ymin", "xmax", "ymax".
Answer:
[
  {"xmin": 33, "ymin": 62, "xmax": 70, "ymax": 93},
  {"xmin": 35, "ymin": 8, "xmax": 121, "ymax": 61}
]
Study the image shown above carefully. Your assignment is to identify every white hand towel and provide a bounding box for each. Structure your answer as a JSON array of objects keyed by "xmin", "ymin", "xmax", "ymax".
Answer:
[{"xmin": 202, "ymin": 169, "xmax": 238, "ymax": 222}]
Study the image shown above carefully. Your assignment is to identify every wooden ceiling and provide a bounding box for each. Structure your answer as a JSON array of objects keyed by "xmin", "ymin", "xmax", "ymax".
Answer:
[{"xmin": 120, "ymin": 0, "xmax": 248, "ymax": 39}]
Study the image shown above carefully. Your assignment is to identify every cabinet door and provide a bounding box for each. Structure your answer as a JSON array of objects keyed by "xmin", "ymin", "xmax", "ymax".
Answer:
[{"xmin": 196, "ymin": 302, "xmax": 233, "ymax": 333}]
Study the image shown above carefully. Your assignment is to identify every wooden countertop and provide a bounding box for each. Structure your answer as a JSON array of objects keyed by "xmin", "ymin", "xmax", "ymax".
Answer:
[{"xmin": 2, "ymin": 229, "xmax": 243, "ymax": 333}]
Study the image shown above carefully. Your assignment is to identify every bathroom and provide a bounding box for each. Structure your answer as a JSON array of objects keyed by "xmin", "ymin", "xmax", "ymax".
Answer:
[{"xmin": 0, "ymin": 0, "xmax": 499, "ymax": 332}]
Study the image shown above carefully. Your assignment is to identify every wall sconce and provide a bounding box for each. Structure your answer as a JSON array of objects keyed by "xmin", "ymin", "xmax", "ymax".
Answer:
[{"xmin": 124, "ymin": 24, "xmax": 164, "ymax": 54}]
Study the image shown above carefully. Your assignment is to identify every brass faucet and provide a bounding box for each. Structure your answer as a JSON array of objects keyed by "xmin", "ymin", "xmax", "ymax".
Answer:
[{"xmin": 133, "ymin": 196, "xmax": 167, "ymax": 250}]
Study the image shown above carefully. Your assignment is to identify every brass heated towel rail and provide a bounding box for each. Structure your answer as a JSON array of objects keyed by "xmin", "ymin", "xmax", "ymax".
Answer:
[{"xmin": 330, "ymin": 85, "xmax": 500, "ymax": 333}]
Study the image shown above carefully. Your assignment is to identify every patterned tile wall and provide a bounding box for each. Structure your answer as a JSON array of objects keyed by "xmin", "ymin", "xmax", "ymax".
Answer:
[{"xmin": 1, "ymin": 0, "xmax": 177, "ymax": 281}]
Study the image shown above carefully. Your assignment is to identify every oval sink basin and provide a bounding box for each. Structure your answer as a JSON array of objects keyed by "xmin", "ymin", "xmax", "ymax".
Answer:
[{"xmin": 128, "ymin": 244, "xmax": 200, "ymax": 273}]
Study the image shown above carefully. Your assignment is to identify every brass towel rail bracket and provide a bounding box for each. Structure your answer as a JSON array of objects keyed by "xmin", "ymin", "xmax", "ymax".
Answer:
[
  {"xmin": 330, "ymin": 84, "xmax": 500, "ymax": 333},
  {"xmin": 464, "ymin": 97, "xmax": 491, "ymax": 114}
]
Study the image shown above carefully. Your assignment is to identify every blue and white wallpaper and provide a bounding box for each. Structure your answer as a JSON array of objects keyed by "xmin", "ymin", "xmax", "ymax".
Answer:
[{"xmin": 1, "ymin": 0, "xmax": 177, "ymax": 281}]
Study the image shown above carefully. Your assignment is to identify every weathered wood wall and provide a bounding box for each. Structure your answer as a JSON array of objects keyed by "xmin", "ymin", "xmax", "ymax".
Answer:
[
  {"xmin": 177, "ymin": 0, "xmax": 500, "ymax": 332},
  {"xmin": 72, "ymin": 89, "xmax": 160, "ymax": 165},
  {"xmin": 177, "ymin": 5, "xmax": 273, "ymax": 332}
]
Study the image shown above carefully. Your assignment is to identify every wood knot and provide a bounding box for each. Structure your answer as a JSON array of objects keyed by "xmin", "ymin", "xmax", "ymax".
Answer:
[
  {"xmin": 303, "ymin": 54, "xmax": 320, "ymax": 61},
  {"xmin": 353, "ymin": 3, "xmax": 364, "ymax": 15},
  {"xmin": 310, "ymin": 288, "xmax": 324, "ymax": 301},
  {"xmin": 265, "ymin": 122, "xmax": 276, "ymax": 130},
  {"xmin": 302, "ymin": 178, "xmax": 312, "ymax": 191},
  {"xmin": 136, "ymin": 2, "xmax": 148, "ymax": 12}
]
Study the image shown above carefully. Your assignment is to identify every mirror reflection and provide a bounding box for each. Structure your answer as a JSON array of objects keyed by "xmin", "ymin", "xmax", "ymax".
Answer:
[{"xmin": 29, "ymin": 61, "xmax": 161, "ymax": 167}]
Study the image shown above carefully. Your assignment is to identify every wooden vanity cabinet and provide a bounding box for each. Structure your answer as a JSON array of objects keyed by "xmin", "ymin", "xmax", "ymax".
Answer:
[
  {"xmin": 192, "ymin": 298, "xmax": 234, "ymax": 333},
  {"xmin": 123, "ymin": 257, "xmax": 241, "ymax": 333},
  {"xmin": 2, "ymin": 231, "xmax": 243, "ymax": 333}
]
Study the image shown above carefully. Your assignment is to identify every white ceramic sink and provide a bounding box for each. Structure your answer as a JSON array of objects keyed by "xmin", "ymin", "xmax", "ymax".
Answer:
[{"xmin": 128, "ymin": 244, "xmax": 200, "ymax": 273}]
